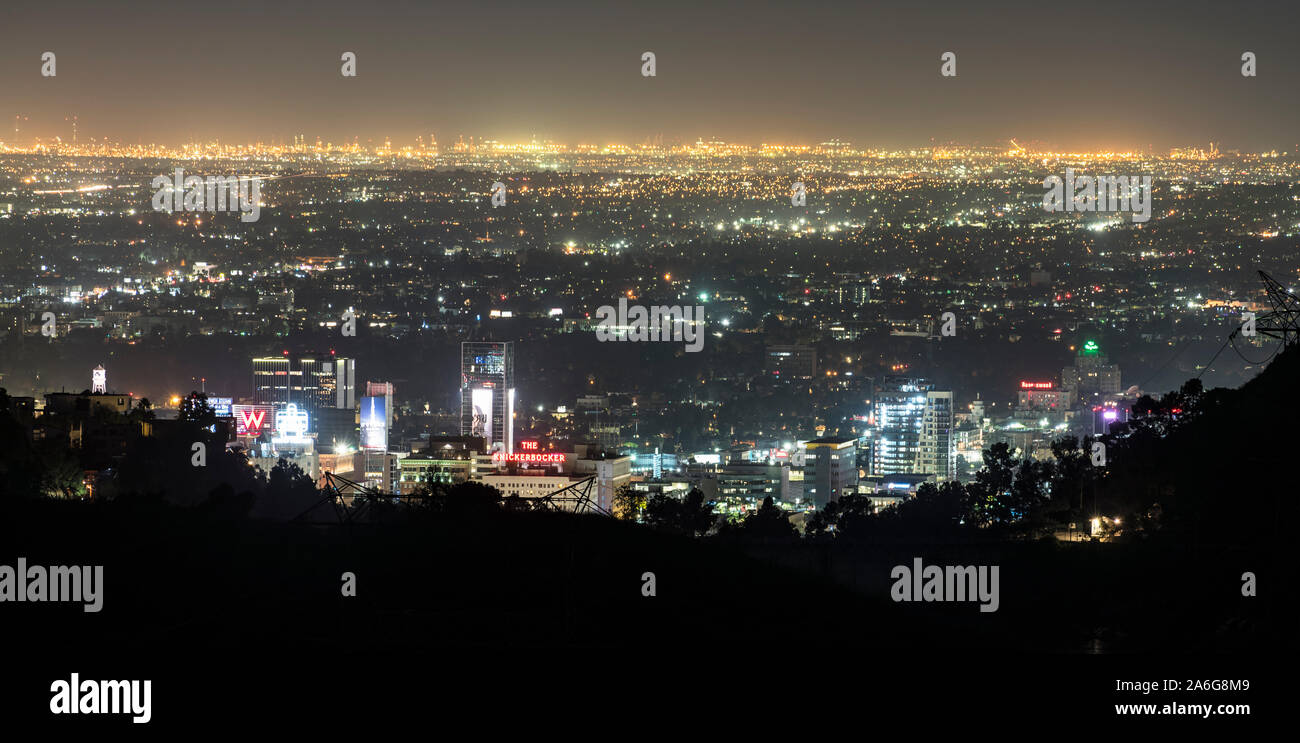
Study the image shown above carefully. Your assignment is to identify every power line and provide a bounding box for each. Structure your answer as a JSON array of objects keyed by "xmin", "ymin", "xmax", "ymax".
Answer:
[
  {"xmin": 1253, "ymin": 270, "xmax": 1300, "ymax": 346},
  {"xmin": 1196, "ymin": 271, "xmax": 1298, "ymax": 379},
  {"xmin": 1137, "ymin": 339, "xmax": 1192, "ymax": 389},
  {"xmin": 1195, "ymin": 339, "xmax": 1230, "ymax": 380},
  {"xmin": 1228, "ymin": 333, "xmax": 1283, "ymax": 366}
]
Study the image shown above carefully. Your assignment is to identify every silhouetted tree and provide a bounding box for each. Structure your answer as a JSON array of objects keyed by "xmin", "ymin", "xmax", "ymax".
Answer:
[
  {"xmin": 251, "ymin": 459, "xmax": 319, "ymax": 520},
  {"xmin": 1048, "ymin": 435, "xmax": 1094, "ymax": 521},
  {"xmin": 806, "ymin": 494, "xmax": 881, "ymax": 538},
  {"xmin": 36, "ymin": 439, "xmax": 87, "ymax": 499},
  {"xmin": 113, "ymin": 410, "xmax": 260, "ymax": 507},
  {"xmin": 0, "ymin": 399, "xmax": 40, "ymax": 500},
  {"xmin": 720, "ymin": 496, "xmax": 797, "ymax": 538},
  {"xmin": 180, "ymin": 392, "xmax": 216, "ymax": 425},
  {"xmin": 1006, "ymin": 458, "xmax": 1054, "ymax": 535},
  {"xmin": 611, "ymin": 483, "xmax": 646, "ymax": 520},
  {"xmin": 834, "ymin": 494, "xmax": 879, "ymax": 538},
  {"xmin": 199, "ymin": 481, "xmax": 256, "ymax": 520},
  {"xmin": 129, "ymin": 397, "xmax": 156, "ymax": 424},
  {"xmin": 417, "ymin": 481, "xmax": 504, "ymax": 517},
  {"xmin": 904, "ymin": 481, "xmax": 966, "ymax": 529},
  {"xmin": 804, "ymin": 499, "xmax": 841, "ymax": 538},
  {"xmin": 959, "ymin": 443, "xmax": 1054, "ymax": 529},
  {"xmin": 644, "ymin": 488, "xmax": 715, "ymax": 536}
]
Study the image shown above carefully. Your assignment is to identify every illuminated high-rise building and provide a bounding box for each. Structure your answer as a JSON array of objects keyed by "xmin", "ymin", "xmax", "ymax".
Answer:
[
  {"xmin": 461, "ymin": 342, "xmax": 515, "ymax": 453},
  {"xmin": 1061, "ymin": 340, "xmax": 1121, "ymax": 405},
  {"xmin": 919, "ymin": 390, "xmax": 954, "ymax": 481},
  {"xmin": 307, "ymin": 356, "xmax": 357, "ymax": 412},
  {"xmin": 252, "ymin": 356, "xmax": 292, "ymax": 407},
  {"xmin": 872, "ymin": 377, "xmax": 954, "ymax": 481},
  {"xmin": 803, "ymin": 437, "xmax": 858, "ymax": 507},
  {"xmin": 252, "ymin": 354, "xmax": 356, "ymax": 418}
]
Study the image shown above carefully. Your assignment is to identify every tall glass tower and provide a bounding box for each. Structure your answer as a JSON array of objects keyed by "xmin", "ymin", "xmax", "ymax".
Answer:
[
  {"xmin": 460, "ymin": 342, "xmax": 515, "ymax": 453},
  {"xmin": 872, "ymin": 377, "xmax": 953, "ymax": 481},
  {"xmin": 252, "ymin": 354, "xmax": 355, "ymax": 417}
]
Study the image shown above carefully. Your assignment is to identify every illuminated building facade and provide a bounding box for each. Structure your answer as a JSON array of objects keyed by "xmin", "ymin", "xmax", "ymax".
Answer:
[
  {"xmin": 1017, "ymin": 380, "xmax": 1065, "ymax": 410},
  {"xmin": 460, "ymin": 342, "xmax": 515, "ymax": 453},
  {"xmin": 398, "ymin": 454, "xmax": 475, "ymax": 494},
  {"xmin": 919, "ymin": 390, "xmax": 955, "ymax": 481},
  {"xmin": 460, "ymin": 441, "xmax": 629, "ymax": 512},
  {"xmin": 252, "ymin": 354, "xmax": 356, "ymax": 418},
  {"xmin": 872, "ymin": 377, "xmax": 954, "ymax": 481},
  {"xmin": 803, "ymin": 437, "xmax": 858, "ymax": 507},
  {"xmin": 1061, "ymin": 340, "xmax": 1121, "ymax": 404},
  {"xmin": 765, "ymin": 345, "xmax": 817, "ymax": 380},
  {"xmin": 714, "ymin": 463, "xmax": 793, "ymax": 509}
]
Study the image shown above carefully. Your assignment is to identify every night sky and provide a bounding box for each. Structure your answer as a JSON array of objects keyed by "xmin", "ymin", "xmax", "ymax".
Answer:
[{"xmin": 1, "ymin": 0, "xmax": 1298, "ymax": 150}]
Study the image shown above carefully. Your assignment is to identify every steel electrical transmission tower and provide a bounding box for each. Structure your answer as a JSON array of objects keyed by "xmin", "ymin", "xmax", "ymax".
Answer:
[
  {"xmin": 1200, "ymin": 271, "xmax": 1300, "ymax": 378},
  {"xmin": 533, "ymin": 477, "xmax": 612, "ymax": 517},
  {"xmin": 1251, "ymin": 271, "xmax": 1300, "ymax": 346}
]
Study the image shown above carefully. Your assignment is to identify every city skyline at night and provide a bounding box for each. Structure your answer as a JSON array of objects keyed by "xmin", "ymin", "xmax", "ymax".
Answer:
[{"xmin": 0, "ymin": 0, "xmax": 1287, "ymax": 729}]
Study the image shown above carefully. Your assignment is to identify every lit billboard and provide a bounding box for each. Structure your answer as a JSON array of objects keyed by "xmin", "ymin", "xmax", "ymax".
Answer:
[
  {"xmin": 470, "ymin": 387, "xmax": 493, "ymax": 441},
  {"xmin": 208, "ymin": 397, "xmax": 234, "ymax": 417},
  {"xmin": 232, "ymin": 404, "xmax": 275, "ymax": 436},
  {"xmin": 360, "ymin": 395, "xmax": 388, "ymax": 451},
  {"xmin": 276, "ymin": 403, "xmax": 310, "ymax": 437},
  {"xmin": 472, "ymin": 353, "xmax": 504, "ymax": 375},
  {"xmin": 1019, "ymin": 381, "xmax": 1054, "ymax": 390},
  {"xmin": 491, "ymin": 451, "xmax": 565, "ymax": 466}
]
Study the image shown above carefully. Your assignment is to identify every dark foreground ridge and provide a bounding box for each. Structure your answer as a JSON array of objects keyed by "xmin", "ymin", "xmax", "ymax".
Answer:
[{"xmin": 0, "ymin": 348, "xmax": 1293, "ymax": 728}]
